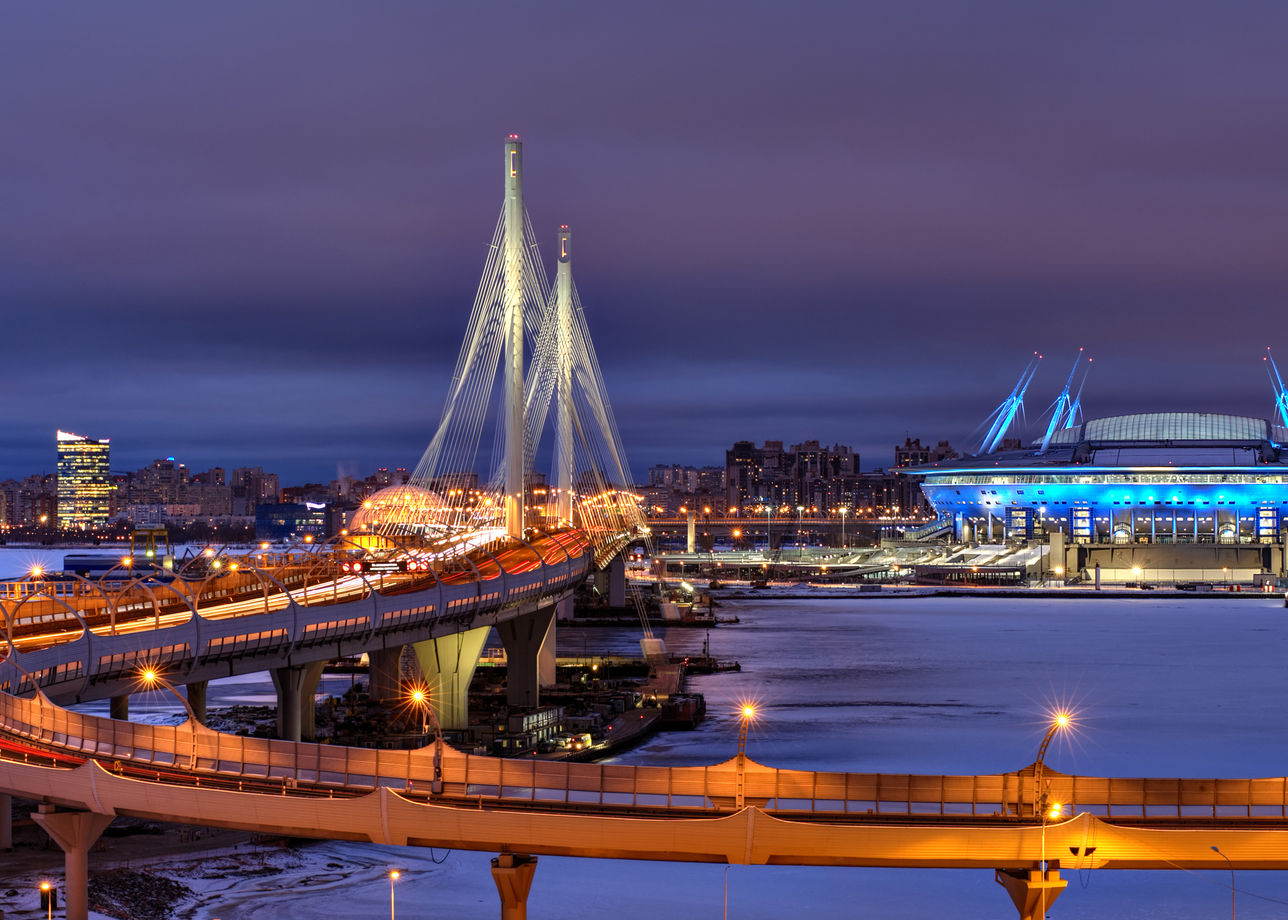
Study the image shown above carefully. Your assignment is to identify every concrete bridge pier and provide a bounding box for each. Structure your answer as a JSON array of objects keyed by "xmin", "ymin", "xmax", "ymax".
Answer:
[
  {"xmin": 413, "ymin": 625, "xmax": 491, "ymax": 731},
  {"xmin": 185, "ymin": 680, "xmax": 208, "ymax": 724},
  {"xmin": 491, "ymin": 853, "xmax": 537, "ymax": 920},
  {"xmin": 0, "ymin": 792, "xmax": 11, "ymax": 850},
  {"xmin": 109, "ymin": 694, "xmax": 129, "ymax": 721},
  {"xmin": 271, "ymin": 662, "xmax": 325, "ymax": 742},
  {"xmin": 32, "ymin": 807, "xmax": 114, "ymax": 920},
  {"xmin": 497, "ymin": 607, "xmax": 556, "ymax": 709},
  {"xmin": 995, "ymin": 868, "xmax": 1067, "ymax": 920},
  {"xmin": 368, "ymin": 647, "xmax": 403, "ymax": 701},
  {"xmin": 594, "ymin": 555, "xmax": 626, "ymax": 607}
]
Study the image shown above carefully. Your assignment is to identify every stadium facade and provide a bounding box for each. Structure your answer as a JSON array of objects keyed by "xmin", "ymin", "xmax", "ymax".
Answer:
[{"xmin": 907, "ymin": 412, "xmax": 1288, "ymax": 545}]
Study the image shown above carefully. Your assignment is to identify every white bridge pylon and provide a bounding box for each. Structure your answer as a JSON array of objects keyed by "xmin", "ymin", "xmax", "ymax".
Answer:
[{"xmin": 388, "ymin": 135, "xmax": 643, "ymax": 558}]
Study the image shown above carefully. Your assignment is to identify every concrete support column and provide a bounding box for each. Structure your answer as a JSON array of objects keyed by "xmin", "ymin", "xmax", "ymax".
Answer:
[
  {"xmin": 606, "ymin": 555, "xmax": 626, "ymax": 608},
  {"xmin": 686, "ymin": 508, "xmax": 696, "ymax": 553},
  {"xmin": 995, "ymin": 868, "xmax": 1067, "ymax": 920},
  {"xmin": 497, "ymin": 607, "xmax": 556, "ymax": 709},
  {"xmin": 413, "ymin": 625, "xmax": 491, "ymax": 731},
  {"xmin": 271, "ymin": 661, "xmax": 326, "ymax": 742},
  {"xmin": 491, "ymin": 853, "xmax": 537, "ymax": 920},
  {"xmin": 109, "ymin": 694, "xmax": 128, "ymax": 721},
  {"xmin": 538, "ymin": 617, "xmax": 557, "ymax": 689},
  {"xmin": 555, "ymin": 595, "xmax": 574, "ymax": 622},
  {"xmin": 0, "ymin": 792, "xmax": 11, "ymax": 850},
  {"xmin": 32, "ymin": 809, "xmax": 115, "ymax": 920},
  {"xmin": 368, "ymin": 646, "xmax": 403, "ymax": 702},
  {"xmin": 185, "ymin": 680, "xmax": 208, "ymax": 725}
]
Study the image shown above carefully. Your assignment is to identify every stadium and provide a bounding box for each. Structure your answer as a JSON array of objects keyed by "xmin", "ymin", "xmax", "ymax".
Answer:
[{"xmin": 909, "ymin": 411, "xmax": 1288, "ymax": 546}]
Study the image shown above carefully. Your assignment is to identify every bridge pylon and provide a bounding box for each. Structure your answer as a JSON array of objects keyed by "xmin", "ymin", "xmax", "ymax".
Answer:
[{"xmin": 503, "ymin": 134, "xmax": 527, "ymax": 538}]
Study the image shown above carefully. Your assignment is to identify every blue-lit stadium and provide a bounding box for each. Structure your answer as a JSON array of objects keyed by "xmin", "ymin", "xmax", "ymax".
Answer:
[{"xmin": 909, "ymin": 411, "xmax": 1288, "ymax": 544}]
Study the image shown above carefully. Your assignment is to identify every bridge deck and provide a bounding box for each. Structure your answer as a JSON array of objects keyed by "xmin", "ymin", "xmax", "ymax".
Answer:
[{"xmin": 1, "ymin": 688, "xmax": 1287, "ymax": 870}]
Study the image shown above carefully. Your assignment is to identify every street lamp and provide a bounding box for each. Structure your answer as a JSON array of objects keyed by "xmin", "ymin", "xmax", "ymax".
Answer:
[
  {"xmin": 839, "ymin": 507, "xmax": 848, "ymax": 550},
  {"xmin": 40, "ymin": 881, "xmax": 53, "ymax": 920},
  {"xmin": 407, "ymin": 685, "xmax": 445, "ymax": 794},
  {"xmin": 796, "ymin": 505, "xmax": 805, "ymax": 560},
  {"xmin": 737, "ymin": 703, "xmax": 756, "ymax": 759},
  {"xmin": 1211, "ymin": 846, "xmax": 1235, "ymax": 919},
  {"xmin": 760, "ymin": 501, "xmax": 772, "ymax": 557},
  {"xmin": 137, "ymin": 667, "xmax": 200, "ymax": 722},
  {"xmin": 388, "ymin": 869, "xmax": 400, "ymax": 920},
  {"xmin": 734, "ymin": 701, "xmax": 757, "ymax": 809},
  {"xmin": 1033, "ymin": 711, "xmax": 1073, "ymax": 817}
]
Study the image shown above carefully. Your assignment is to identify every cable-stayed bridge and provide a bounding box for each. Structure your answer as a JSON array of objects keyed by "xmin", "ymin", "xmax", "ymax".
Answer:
[{"xmin": 5, "ymin": 139, "xmax": 1288, "ymax": 920}]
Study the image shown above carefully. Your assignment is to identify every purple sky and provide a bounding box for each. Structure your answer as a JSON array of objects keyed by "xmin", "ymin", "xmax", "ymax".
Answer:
[{"xmin": 5, "ymin": 2, "xmax": 1288, "ymax": 482}]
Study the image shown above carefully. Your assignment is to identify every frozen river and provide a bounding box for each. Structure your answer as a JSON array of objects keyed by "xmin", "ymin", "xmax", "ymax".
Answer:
[
  {"xmin": 4, "ymin": 544, "xmax": 1288, "ymax": 916},
  {"xmin": 146, "ymin": 595, "xmax": 1288, "ymax": 918}
]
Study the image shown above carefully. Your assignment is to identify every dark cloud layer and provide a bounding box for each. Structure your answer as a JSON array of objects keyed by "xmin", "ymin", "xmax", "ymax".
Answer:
[{"xmin": 4, "ymin": 2, "xmax": 1288, "ymax": 480}]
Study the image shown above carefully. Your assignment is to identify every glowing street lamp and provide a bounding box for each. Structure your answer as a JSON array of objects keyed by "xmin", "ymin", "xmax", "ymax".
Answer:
[
  {"xmin": 137, "ymin": 667, "xmax": 200, "ymax": 723},
  {"xmin": 839, "ymin": 507, "xmax": 848, "ymax": 549},
  {"xmin": 737, "ymin": 703, "xmax": 756, "ymax": 758},
  {"xmin": 40, "ymin": 881, "xmax": 53, "ymax": 920},
  {"xmin": 388, "ymin": 869, "xmax": 400, "ymax": 920},
  {"xmin": 406, "ymin": 685, "xmax": 445, "ymax": 794},
  {"xmin": 1034, "ymin": 711, "xmax": 1073, "ymax": 816},
  {"xmin": 734, "ymin": 701, "xmax": 758, "ymax": 809}
]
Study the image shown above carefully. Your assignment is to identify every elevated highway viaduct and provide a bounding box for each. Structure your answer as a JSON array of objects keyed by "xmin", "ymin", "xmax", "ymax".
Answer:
[
  {"xmin": 2, "ymin": 690, "xmax": 1288, "ymax": 920},
  {"xmin": 1, "ymin": 529, "xmax": 595, "ymax": 741}
]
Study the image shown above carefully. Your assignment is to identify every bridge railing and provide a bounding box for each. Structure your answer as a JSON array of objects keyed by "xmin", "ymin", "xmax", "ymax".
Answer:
[{"xmin": 5, "ymin": 686, "xmax": 1288, "ymax": 818}]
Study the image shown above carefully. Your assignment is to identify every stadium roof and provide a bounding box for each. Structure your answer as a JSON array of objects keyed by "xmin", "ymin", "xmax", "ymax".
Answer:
[{"xmin": 1048, "ymin": 412, "xmax": 1270, "ymax": 447}]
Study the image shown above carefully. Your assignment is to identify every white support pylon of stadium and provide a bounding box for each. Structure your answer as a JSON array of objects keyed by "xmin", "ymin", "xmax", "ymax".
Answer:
[
  {"xmin": 554, "ymin": 225, "xmax": 574, "ymax": 524},
  {"xmin": 1038, "ymin": 348, "xmax": 1087, "ymax": 453},
  {"xmin": 1266, "ymin": 347, "xmax": 1288, "ymax": 430},
  {"xmin": 503, "ymin": 135, "xmax": 526, "ymax": 538},
  {"xmin": 979, "ymin": 353, "xmax": 1041, "ymax": 455}
]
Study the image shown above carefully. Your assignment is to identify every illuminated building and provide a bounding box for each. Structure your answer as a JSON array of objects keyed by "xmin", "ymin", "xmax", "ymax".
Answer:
[
  {"xmin": 907, "ymin": 413, "xmax": 1288, "ymax": 544},
  {"xmin": 55, "ymin": 430, "xmax": 111, "ymax": 529}
]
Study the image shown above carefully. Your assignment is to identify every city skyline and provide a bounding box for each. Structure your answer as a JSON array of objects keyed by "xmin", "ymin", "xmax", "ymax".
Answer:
[{"xmin": 6, "ymin": 4, "xmax": 1288, "ymax": 482}]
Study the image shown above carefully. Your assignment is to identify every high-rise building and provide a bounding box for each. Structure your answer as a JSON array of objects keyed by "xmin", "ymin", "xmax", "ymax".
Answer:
[{"xmin": 56, "ymin": 430, "xmax": 111, "ymax": 529}]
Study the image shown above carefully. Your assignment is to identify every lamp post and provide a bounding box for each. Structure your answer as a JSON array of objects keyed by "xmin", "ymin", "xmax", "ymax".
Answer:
[
  {"xmin": 40, "ymin": 881, "xmax": 53, "ymax": 920},
  {"xmin": 138, "ymin": 668, "xmax": 200, "ymax": 720},
  {"xmin": 388, "ymin": 869, "xmax": 400, "ymax": 920},
  {"xmin": 1211, "ymin": 846, "xmax": 1235, "ymax": 919},
  {"xmin": 1031, "ymin": 712, "xmax": 1072, "ymax": 920},
  {"xmin": 839, "ymin": 506, "xmax": 848, "ymax": 550},
  {"xmin": 1033, "ymin": 712, "xmax": 1072, "ymax": 817},
  {"xmin": 761, "ymin": 501, "xmax": 772, "ymax": 557},
  {"xmin": 408, "ymin": 686, "xmax": 445, "ymax": 794},
  {"xmin": 139, "ymin": 667, "xmax": 202, "ymax": 765},
  {"xmin": 735, "ymin": 702, "xmax": 756, "ymax": 809},
  {"xmin": 796, "ymin": 505, "xmax": 805, "ymax": 561}
]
